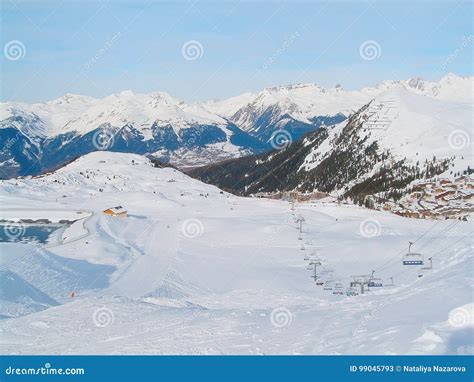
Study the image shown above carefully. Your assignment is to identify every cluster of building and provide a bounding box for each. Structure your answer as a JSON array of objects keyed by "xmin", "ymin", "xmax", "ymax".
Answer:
[
  {"xmin": 387, "ymin": 175, "xmax": 473, "ymax": 220},
  {"xmin": 254, "ymin": 190, "xmax": 328, "ymax": 202},
  {"xmin": 254, "ymin": 176, "xmax": 473, "ymax": 221}
]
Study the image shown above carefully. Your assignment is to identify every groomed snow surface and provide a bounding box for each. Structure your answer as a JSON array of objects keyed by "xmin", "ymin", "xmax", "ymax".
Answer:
[{"xmin": 0, "ymin": 152, "xmax": 472, "ymax": 355}]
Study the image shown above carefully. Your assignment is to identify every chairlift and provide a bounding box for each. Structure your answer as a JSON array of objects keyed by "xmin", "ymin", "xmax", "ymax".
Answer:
[
  {"xmin": 368, "ymin": 278, "xmax": 383, "ymax": 288},
  {"xmin": 420, "ymin": 257, "xmax": 433, "ymax": 271},
  {"xmin": 418, "ymin": 259, "xmax": 433, "ymax": 278},
  {"xmin": 345, "ymin": 287, "xmax": 359, "ymax": 296},
  {"xmin": 306, "ymin": 264, "xmax": 314, "ymax": 271},
  {"xmin": 332, "ymin": 282, "xmax": 344, "ymax": 295},
  {"xmin": 402, "ymin": 241, "xmax": 424, "ymax": 265},
  {"xmin": 323, "ymin": 280, "xmax": 334, "ymax": 290},
  {"xmin": 304, "ymin": 253, "xmax": 310, "ymax": 261}
]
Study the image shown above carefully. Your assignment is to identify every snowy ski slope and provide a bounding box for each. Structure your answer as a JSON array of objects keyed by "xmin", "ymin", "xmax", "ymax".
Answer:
[{"xmin": 0, "ymin": 152, "xmax": 472, "ymax": 354}]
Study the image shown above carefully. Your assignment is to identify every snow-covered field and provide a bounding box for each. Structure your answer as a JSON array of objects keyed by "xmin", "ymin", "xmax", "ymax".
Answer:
[{"xmin": 0, "ymin": 152, "xmax": 472, "ymax": 354}]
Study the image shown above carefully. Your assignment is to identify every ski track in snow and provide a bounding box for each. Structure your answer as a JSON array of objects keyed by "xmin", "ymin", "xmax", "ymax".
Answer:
[{"xmin": 0, "ymin": 152, "xmax": 472, "ymax": 355}]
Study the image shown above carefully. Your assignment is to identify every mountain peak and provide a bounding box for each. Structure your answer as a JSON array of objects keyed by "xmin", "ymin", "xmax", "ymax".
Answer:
[{"xmin": 47, "ymin": 93, "xmax": 96, "ymax": 105}]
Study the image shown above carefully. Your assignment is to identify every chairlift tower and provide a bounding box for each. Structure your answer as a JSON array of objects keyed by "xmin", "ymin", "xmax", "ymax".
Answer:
[
  {"xmin": 350, "ymin": 275, "xmax": 371, "ymax": 295},
  {"xmin": 310, "ymin": 260, "xmax": 322, "ymax": 281},
  {"xmin": 297, "ymin": 216, "xmax": 305, "ymax": 234}
]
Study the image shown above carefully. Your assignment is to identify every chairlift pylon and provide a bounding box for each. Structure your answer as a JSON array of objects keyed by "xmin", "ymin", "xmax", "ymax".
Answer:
[{"xmin": 418, "ymin": 257, "xmax": 433, "ymax": 277}]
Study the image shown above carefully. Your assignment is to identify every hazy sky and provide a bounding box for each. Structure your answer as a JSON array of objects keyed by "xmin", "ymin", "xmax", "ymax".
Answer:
[{"xmin": 1, "ymin": 0, "xmax": 472, "ymax": 103}]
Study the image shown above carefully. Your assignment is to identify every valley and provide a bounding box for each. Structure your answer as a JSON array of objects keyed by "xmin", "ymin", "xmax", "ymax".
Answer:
[{"xmin": 0, "ymin": 152, "xmax": 472, "ymax": 354}]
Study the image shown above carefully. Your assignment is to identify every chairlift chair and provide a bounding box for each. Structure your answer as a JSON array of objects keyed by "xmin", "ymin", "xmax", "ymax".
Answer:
[
  {"xmin": 345, "ymin": 287, "xmax": 359, "ymax": 296},
  {"xmin": 323, "ymin": 280, "xmax": 334, "ymax": 290},
  {"xmin": 368, "ymin": 278, "xmax": 383, "ymax": 288},
  {"xmin": 420, "ymin": 257, "xmax": 433, "ymax": 271},
  {"xmin": 402, "ymin": 241, "xmax": 424, "ymax": 265},
  {"xmin": 332, "ymin": 282, "xmax": 344, "ymax": 295}
]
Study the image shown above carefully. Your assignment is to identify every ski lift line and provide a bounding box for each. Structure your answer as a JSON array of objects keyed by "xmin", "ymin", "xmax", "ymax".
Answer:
[
  {"xmin": 415, "ymin": 220, "xmax": 461, "ymax": 253},
  {"xmin": 417, "ymin": 220, "xmax": 457, "ymax": 247},
  {"xmin": 382, "ymin": 221, "xmax": 459, "ymax": 270},
  {"xmin": 390, "ymin": 231, "xmax": 473, "ymax": 280},
  {"xmin": 379, "ymin": 220, "xmax": 462, "ymax": 272},
  {"xmin": 429, "ymin": 230, "xmax": 473, "ymax": 260},
  {"xmin": 373, "ymin": 219, "xmax": 443, "ymax": 273}
]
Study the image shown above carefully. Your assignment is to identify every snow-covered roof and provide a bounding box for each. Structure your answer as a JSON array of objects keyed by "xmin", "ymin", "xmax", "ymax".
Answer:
[{"xmin": 105, "ymin": 205, "xmax": 127, "ymax": 214}]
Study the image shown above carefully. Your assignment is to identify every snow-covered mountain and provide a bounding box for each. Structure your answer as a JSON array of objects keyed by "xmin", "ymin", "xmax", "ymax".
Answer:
[
  {"xmin": 203, "ymin": 73, "xmax": 472, "ymax": 142},
  {"xmin": 0, "ymin": 90, "xmax": 267, "ymax": 178},
  {"xmin": 0, "ymin": 151, "xmax": 472, "ymax": 354},
  {"xmin": 1, "ymin": 73, "xmax": 471, "ymax": 179},
  {"xmin": 191, "ymin": 86, "xmax": 473, "ymax": 216}
]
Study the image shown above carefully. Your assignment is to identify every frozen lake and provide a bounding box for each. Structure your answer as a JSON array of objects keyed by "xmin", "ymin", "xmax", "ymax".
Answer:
[{"xmin": 0, "ymin": 223, "xmax": 66, "ymax": 245}]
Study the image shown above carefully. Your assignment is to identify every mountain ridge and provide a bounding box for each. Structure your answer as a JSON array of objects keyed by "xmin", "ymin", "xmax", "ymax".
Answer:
[{"xmin": 1, "ymin": 74, "xmax": 471, "ymax": 179}]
